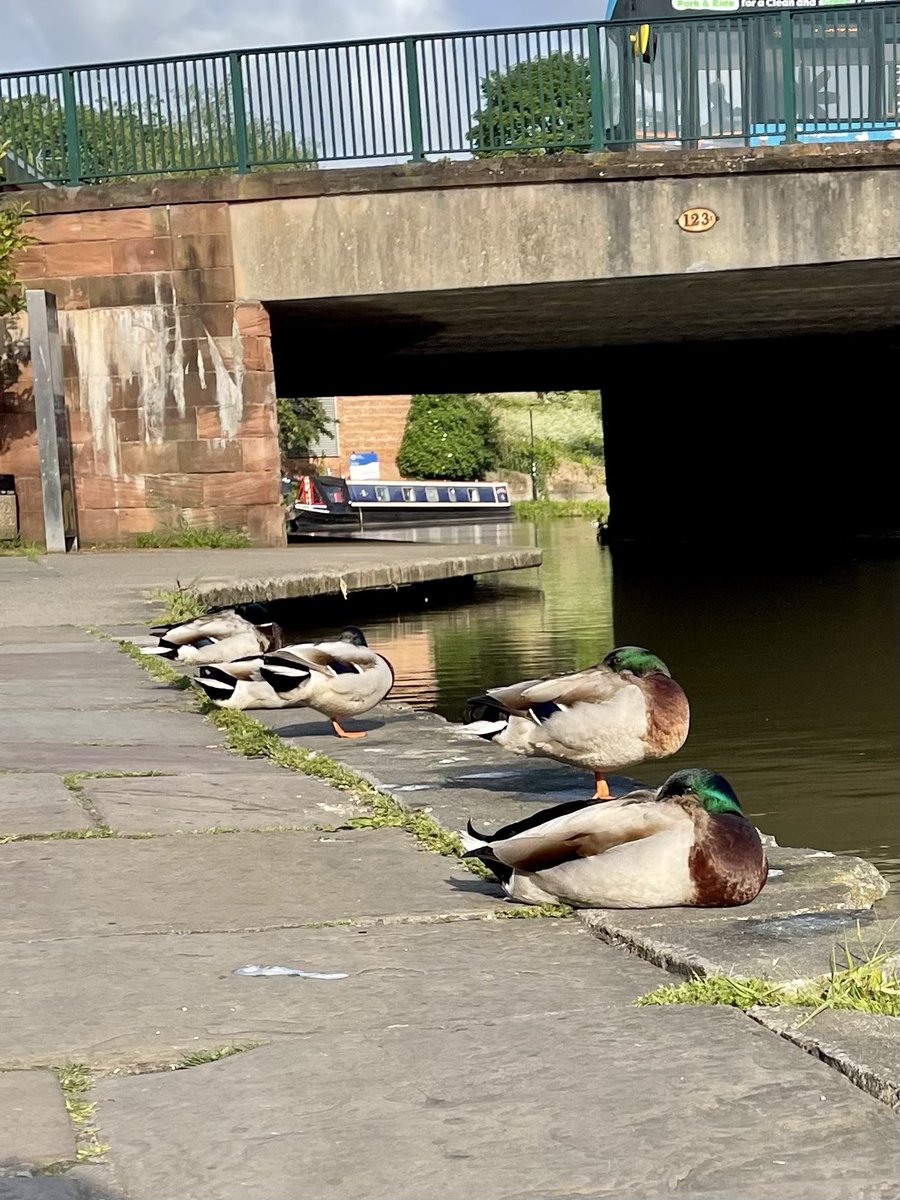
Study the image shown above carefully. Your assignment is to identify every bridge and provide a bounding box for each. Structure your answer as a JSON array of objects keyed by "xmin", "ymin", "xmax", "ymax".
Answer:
[{"xmin": 2, "ymin": 9, "xmax": 899, "ymax": 548}]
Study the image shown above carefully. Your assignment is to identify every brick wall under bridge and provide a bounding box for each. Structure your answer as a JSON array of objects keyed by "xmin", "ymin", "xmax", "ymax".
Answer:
[{"xmin": 1, "ymin": 204, "xmax": 284, "ymax": 546}]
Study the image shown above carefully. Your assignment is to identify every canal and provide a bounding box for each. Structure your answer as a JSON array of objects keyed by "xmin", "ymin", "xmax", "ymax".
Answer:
[{"xmin": 289, "ymin": 520, "xmax": 899, "ymax": 886}]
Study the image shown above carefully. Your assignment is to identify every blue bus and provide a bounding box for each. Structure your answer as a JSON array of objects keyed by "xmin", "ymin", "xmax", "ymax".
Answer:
[{"xmin": 604, "ymin": 0, "xmax": 900, "ymax": 147}]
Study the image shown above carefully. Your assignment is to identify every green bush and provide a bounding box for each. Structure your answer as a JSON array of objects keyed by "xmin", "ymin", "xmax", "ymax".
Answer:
[{"xmin": 397, "ymin": 394, "xmax": 502, "ymax": 481}]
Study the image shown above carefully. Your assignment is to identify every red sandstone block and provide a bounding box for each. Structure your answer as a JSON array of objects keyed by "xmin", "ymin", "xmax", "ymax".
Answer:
[
  {"xmin": 43, "ymin": 241, "xmax": 115, "ymax": 278},
  {"xmin": 145, "ymin": 474, "xmax": 205, "ymax": 508},
  {"xmin": 168, "ymin": 204, "xmax": 230, "ymax": 238},
  {"xmin": 240, "ymin": 405, "xmax": 277, "ymax": 439},
  {"xmin": 119, "ymin": 442, "xmax": 180, "ymax": 475},
  {"xmin": 79, "ymin": 210, "xmax": 157, "ymax": 242},
  {"xmin": 240, "ymin": 336, "xmax": 274, "ymax": 373},
  {"xmin": 234, "ymin": 303, "xmax": 270, "ymax": 338},
  {"xmin": 201, "ymin": 472, "xmax": 279, "ymax": 506},
  {"xmin": 111, "ymin": 238, "xmax": 173, "ymax": 275},
  {"xmin": 12, "ymin": 245, "xmax": 47, "ymax": 278},
  {"xmin": 240, "ymin": 437, "xmax": 279, "ymax": 472},
  {"xmin": 179, "ymin": 505, "xmax": 248, "ymax": 530},
  {"xmin": 77, "ymin": 509, "xmax": 120, "ymax": 544},
  {"xmin": 241, "ymin": 372, "xmax": 276, "ymax": 409},
  {"xmin": 170, "ymin": 267, "xmax": 235, "ymax": 305},
  {"xmin": 172, "ymin": 234, "xmax": 232, "ymax": 272},
  {"xmin": 177, "ymin": 439, "xmax": 243, "ymax": 474},
  {"xmin": 72, "ymin": 443, "xmax": 95, "ymax": 474},
  {"xmin": 116, "ymin": 507, "xmax": 159, "ymax": 534},
  {"xmin": 23, "ymin": 214, "xmax": 83, "ymax": 246},
  {"xmin": 246, "ymin": 504, "xmax": 287, "ymax": 547},
  {"xmin": 79, "ymin": 476, "xmax": 146, "ymax": 509}
]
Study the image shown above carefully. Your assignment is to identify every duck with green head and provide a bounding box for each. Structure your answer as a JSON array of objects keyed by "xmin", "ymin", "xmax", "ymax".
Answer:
[
  {"xmin": 461, "ymin": 768, "xmax": 767, "ymax": 909},
  {"xmin": 462, "ymin": 646, "xmax": 689, "ymax": 800}
]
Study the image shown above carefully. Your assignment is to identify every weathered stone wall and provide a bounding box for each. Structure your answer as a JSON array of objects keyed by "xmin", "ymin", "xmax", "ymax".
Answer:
[
  {"xmin": 0, "ymin": 315, "xmax": 41, "ymax": 541},
  {"xmin": 2, "ymin": 204, "xmax": 283, "ymax": 546}
]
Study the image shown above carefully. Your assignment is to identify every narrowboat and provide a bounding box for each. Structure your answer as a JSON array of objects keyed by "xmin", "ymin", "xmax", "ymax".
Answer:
[{"xmin": 285, "ymin": 475, "xmax": 513, "ymax": 535}]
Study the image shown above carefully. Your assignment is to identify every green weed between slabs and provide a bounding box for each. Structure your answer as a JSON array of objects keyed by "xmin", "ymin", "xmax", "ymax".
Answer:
[
  {"xmin": 637, "ymin": 932, "xmax": 898, "ymax": 1020},
  {"xmin": 0, "ymin": 537, "xmax": 43, "ymax": 559},
  {"xmin": 177, "ymin": 1043, "xmax": 259, "ymax": 1068},
  {"xmin": 118, "ymin": 637, "xmax": 571, "ymax": 915},
  {"xmin": 134, "ymin": 524, "xmax": 250, "ymax": 550},
  {"xmin": 148, "ymin": 584, "xmax": 207, "ymax": 625},
  {"xmin": 57, "ymin": 1063, "xmax": 109, "ymax": 1162}
]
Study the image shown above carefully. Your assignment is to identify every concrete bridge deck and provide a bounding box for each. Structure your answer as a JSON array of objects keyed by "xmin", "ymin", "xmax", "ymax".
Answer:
[{"xmin": 0, "ymin": 541, "xmax": 542, "ymax": 629}]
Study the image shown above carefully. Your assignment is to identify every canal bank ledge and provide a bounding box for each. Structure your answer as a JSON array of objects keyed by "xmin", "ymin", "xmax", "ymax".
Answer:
[
  {"xmin": 0, "ymin": 542, "xmax": 542, "ymax": 629},
  {"xmin": 0, "ymin": 626, "xmax": 897, "ymax": 1199}
]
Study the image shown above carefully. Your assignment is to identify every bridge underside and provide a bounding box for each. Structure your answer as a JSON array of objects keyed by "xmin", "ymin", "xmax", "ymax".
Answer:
[
  {"xmin": 270, "ymin": 260, "xmax": 899, "ymax": 395},
  {"xmin": 272, "ymin": 261, "xmax": 900, "ymax": 547}
]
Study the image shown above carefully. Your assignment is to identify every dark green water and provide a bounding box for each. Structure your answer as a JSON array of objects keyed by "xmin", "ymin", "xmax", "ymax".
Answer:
[{"xmin": 288, "ymin": 521, "xmax": 899, "ymax": 884}]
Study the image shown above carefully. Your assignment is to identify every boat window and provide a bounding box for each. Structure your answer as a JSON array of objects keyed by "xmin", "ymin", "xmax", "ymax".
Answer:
[
  {"xmin": 447, "ymin": 488, "xmax": 457, "ymax": 501},
  {"xmin": 468, "ymin": 488, "xmax": 480, "ymax": 502},
  {"xmin": 375, "ymin": 486, "xmax": 390, "ymax": 501},
  {"xmin": 403, "ymin": 487, "xmax": 416, "ymax": 502},
  {"xmin": 425, "ymin": 486, "xmax": 439, "ymax": 502}
]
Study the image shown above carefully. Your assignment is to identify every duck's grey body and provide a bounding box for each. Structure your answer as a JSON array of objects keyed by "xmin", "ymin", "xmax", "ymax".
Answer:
[{"xmin": 462, "ymin": 771, "xmax": 767, "ymax": 910}]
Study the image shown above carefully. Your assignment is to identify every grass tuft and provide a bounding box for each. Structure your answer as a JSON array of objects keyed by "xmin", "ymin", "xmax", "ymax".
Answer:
[
  {"xmin": 177, "ymin": 1043, "xmax": 259, "ymax": 1068},
  {"xmin": 0, "ymin": 536, "xmax": 44, "ymax": 559},
  {"xmin": 637, "ymin": 927, "xmax": 898, "ymax": 1019},
  {"xmin": 491, "ymin": 902, "xmax": 574, "ymax": 919},
  {"xmin": 134, "ymin": 521, "xmax": 251, "ymax": 550},
  {"xmin": 57, "ymin": 1062, "xmax": 110, "ymax": 1162},
  {"xmin": 118, "ymin": 638, "xmax": 193, "ymax": 688},
  {"xmin": 147, "ymin": 583, "xmax": 208, "ymax": 625}
]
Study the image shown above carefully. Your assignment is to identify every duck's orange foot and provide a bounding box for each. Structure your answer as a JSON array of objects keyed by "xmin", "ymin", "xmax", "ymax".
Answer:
[
  {"xmin": 332, "ymin": 720, "xmax": 367, "ymax": 739},
  {"xmin": 591, "ymin": 774, "xmax": 611, "ymax": 800}
]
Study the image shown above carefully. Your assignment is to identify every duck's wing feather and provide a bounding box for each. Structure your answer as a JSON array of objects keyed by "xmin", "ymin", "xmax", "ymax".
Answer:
[
  {"xmin": 479, "ymin": 794, "xmax": 682, "ymax": 874},
  {"xmin": 483, "ymin": 664, "xmax": 621, "ymax": 715},
  {"xmin": 151, "ymin": 615, "xmax": 248, "ymax": 645},
  {"xmin": 286, "ymin": 642, "xmax": 379, "ymax": 676}
]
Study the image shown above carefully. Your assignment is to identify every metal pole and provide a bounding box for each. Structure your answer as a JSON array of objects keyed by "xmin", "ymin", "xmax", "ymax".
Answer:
[
  {"xmin": 26, "ymin": 290, "xmax": 79, "ymax": 552},
  {"xmin": 529, "ymin": 406, "xmax": 537, "ymax": 501}
]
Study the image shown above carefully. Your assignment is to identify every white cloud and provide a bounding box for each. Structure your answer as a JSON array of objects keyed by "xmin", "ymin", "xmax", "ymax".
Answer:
[{"xmin": 0, "ymin": 0, "xmax": 459, "ymax": 72}]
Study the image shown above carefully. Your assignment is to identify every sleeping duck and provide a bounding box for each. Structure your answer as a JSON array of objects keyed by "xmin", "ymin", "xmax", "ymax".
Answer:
[
  {"xmin": 141, "ymin": 603, "xmax": 283, "ymax": 665},
  {"xmin": 197, "ymin": 627, "xmax": 394, "ymax": 738},
  {"xmin": 194, "ymin": 656, "xmax": 285, "ymax": 710},
  {"xmin": 462, "ymin": 645, "xmax": 689, "ymax": 800},
  {"xmin": 258, "ymin": 626, "xmax": 394, "ymax": 738},
  {"xmin": 461, "ymin": 768, "xmax": 767, "ymax": 909}
]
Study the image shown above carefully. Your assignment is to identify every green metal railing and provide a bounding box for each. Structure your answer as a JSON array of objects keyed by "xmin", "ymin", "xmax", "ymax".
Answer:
[{"xmin": 1, "ymin": 5, "xmax": 898, "ymax": 186}]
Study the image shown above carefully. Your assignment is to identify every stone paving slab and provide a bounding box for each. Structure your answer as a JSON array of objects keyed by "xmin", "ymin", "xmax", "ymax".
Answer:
[
  {"xmin": 0, "ymin": 1070, "xmax": 76, "ymax": 1168},
  {"xmin": 580, "ymin": 904, "xmax": 899, "ymax": 985},
  {"xmin": 0, "ymin": 830, "xmax": 498, "ymax": 940},
  {"xmin": 0, "ymin": 775, "xmax": 93, "ymax": 835},
  {"xmin": 750, "ymin": 1006, "xmax": 900, "ymax": 1111},
  {"xmin": 0, "ymin": 921, "xmax": 662, "ymax": 1067},
  {"xmin": 0, "ymin": 745, "xmax": 274, "ymax": 776},
  {"xmin": 92, "ymin": 1006, "xmax": 900, "ymax": 1200},
  {"xmin": 0, "ymin": 681, "xmax": 192, "ymax": 713},
  {"xmin": 0, "ymin": 711, "xmax": 213, "ymax": 747},
  {"xmin": 80, "ymin": 772, "xmax": 363, "ymax": 834}
]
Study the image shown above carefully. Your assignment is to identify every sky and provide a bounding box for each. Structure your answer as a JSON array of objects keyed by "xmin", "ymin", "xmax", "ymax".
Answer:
[{"xmin": 0, "ymin": 0, "xmax": 607, "ymax": 73}]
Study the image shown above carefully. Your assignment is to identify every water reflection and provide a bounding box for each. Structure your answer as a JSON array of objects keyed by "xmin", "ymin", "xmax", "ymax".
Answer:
[{"xmin": 283, "ymin": 521, "xmax": 898, "ymax": 882}]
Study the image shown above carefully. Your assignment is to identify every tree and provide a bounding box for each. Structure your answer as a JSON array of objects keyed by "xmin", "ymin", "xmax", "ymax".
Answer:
[
  {"xmin": 0, "ymin": 90, "xmax": 316, "ymax": 184},
  {"xmin": 467, "ymin": 51, "xmax": 592, "ymax": 156},
  {"xmin": 0, "ymin": 141, "xmax": 31, "ymax": 318},
  {"xmin": 277, "ymin": 396, "xmax": 330, "ymax": 460},
  {"xmin": 397, "ymin": 394, "xmax": 501, "ymax": 481}
]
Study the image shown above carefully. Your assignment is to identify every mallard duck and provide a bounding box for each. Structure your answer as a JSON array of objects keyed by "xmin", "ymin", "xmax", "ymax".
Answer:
[
  {"xmin": 258, "ymin": 626, "xmax": 394, "ymax": 738},
  {"xmin": 462, "ymin": 646, "xmax": 689, "ymax": 800},
  {"xmin": 461, "ymin": 768, "xmax": 767, "ymax": 909},
  {"xmin": 141, "ymin": 603, "xmax": 283, "ymax": 664},
  {"xmin": 195, "ymin": 662, "xmax": 286, "ymax": 710}
]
